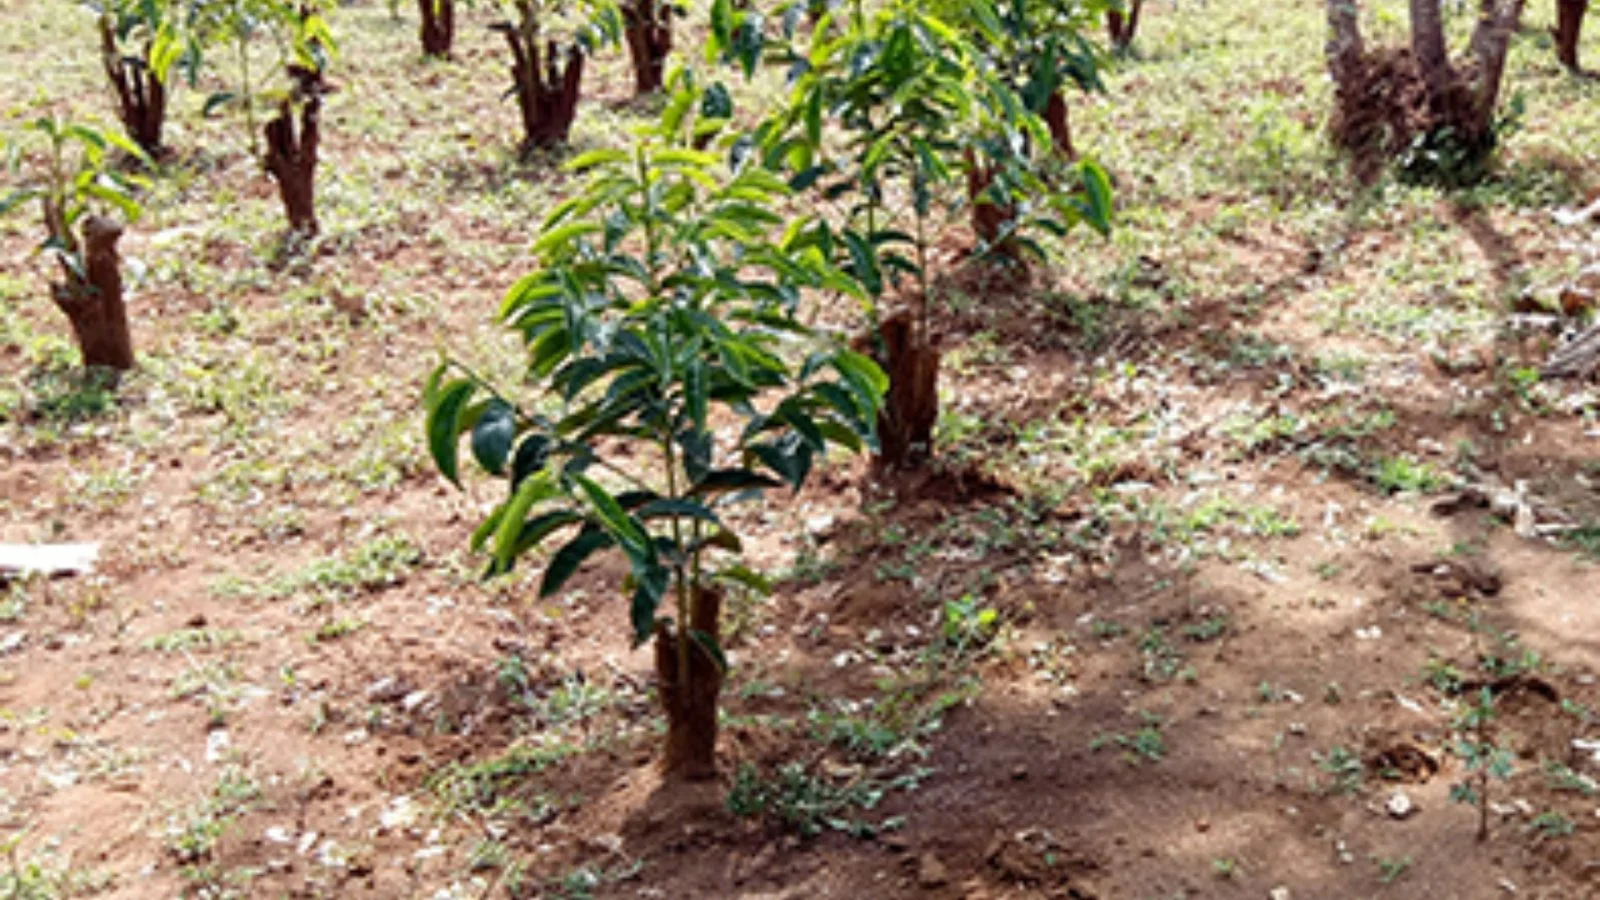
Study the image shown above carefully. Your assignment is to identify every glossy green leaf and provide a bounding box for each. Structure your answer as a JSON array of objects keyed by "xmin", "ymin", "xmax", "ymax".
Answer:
[
  {"xmin": 540, "ymin": 527, "xmax": 615, "ymax": 598},
  {"xmin": 424, "ymin": 377, "xmax": 475, "ymax": 488},
  {"xmin": 470, "ymin": 399, "xmax": 517, "ymax": 476}
]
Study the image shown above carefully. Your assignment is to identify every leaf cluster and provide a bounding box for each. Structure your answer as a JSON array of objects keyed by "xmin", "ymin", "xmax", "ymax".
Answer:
[
  {"xmin": 426, "ymin": 73, "xmax": 886, "ymax": 646},
  {"xmin": 1, "ymin": 116, "xmax": 150, "ymax": 272}
]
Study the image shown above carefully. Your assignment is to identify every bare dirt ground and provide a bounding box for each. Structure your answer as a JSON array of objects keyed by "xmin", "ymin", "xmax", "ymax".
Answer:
[{"xmin": 3, "ymin": 1, "xmax": 1600, "ymax": 898}]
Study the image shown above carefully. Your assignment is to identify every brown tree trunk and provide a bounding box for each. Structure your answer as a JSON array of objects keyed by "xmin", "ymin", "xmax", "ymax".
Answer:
[
  {"xmin": 1044, "ymin": 91, "xmax": 1077, "ymax": 159},
  {"xmin": 1325, "ymin": 0, "xmax": 1367, "ymax": 89},
  {"xmin": 50, "ymin": 216, "xmax": 134, "ymax": 374},
  {"xmin": 99, "ymin": 16, "xmax": 167, "ymax": 159},
  {"xmin": 263, "ymin": 67, "xmax": 322, "ymax": 237},
  {"xmin": 965, "ymin": 153, "xmax": 1021, "ymax": 261},
  {"xmin": 498, "ymin": 15, "xmax": 585, "ymax": 154},
  {"xmin": 624, "ymin": 0, "xmax": 672, "ymax": 96},
  {"xmin": 418, "ymin": 0, "xmax": 455, "ymax": 58},
  {"xmin": 872, "ymin": 312, "xmax": 940, "ymax": 470},
  {"xmin": 1108, "ymin": 0, "xmax": 1144, "ymax": 50},
  {"xmin": 1410, "ymin": 0, "xmax": 1455, "ymax": 116},
  {"xmin": 1468, "ymin": 0, "xmax": 1528, "ymax": 136},
  {"xmin": 655, "ymin": 588, "xmax": 722, "ymax": 781},
  {"xmin": 1556, "ymin": 0, "xmax": 1587, "ymax": 71}
]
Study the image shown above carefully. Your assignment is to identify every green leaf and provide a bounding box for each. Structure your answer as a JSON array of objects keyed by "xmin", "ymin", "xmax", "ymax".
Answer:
[
  {"xmin": 424, "ymin": 376, "xmax": 475, "ymax": 488},
  {"xmin": 0, "ymin": 189, "xmax": 38, "ymax": 218},
  {"xmin": 629, "ymin": 560, "xmax": 669, "ymax": 645},
  {"xmin": 750, "ymin": 436, "xmax": 812, "ymax": 491},
  {"xmin": 540, "ymin": 528, "xmax": 615, "ymax": 597},
  {"xmin": 565, "ymin": 148, "xmax": 630, "ymax": 172},
  {"xmin": 202, "ymin": 91, "xmax": 236, "ymax": 117},
  {"xmin": 637, "ymin": 497, "xmax": 721, "ymax": 525},
  {"xmin": 532, "ymin": 222, "xmax": 603, "ymax": 258},
  {"xmin": 511, "ymin": 435, "xmax": 553, "ymax": 487},
  {"xmin": 690, "ymin": 629, "xmax": 729, "ymax": 674},
  {"xmin": 470, "ymin": 399, "xmax": 517, "ymax": 476},
  {"xmin": 713, "ymin": 564, "xmax": 773, "ymax": 595},
  {"xmin": 493, "ymin": 470, "xmax": 558, "ymax": 572},
  {"xmin": 573, "ymin": 474, "xmax": 651, "ymax": 559},
  {"xmin": 511, "ymin": 510, "xmax": 586, "ymax": 559},
  {"xmin": 690, "ymin": 469, "xmax": 782, "ymax": 497},
  {"xmin": 692, "ymin": 528, "xmax": 744, "ymax": 554},
  {"xmin": 470, "ymin": 503, "xmax": 508, "ymax": 554}
]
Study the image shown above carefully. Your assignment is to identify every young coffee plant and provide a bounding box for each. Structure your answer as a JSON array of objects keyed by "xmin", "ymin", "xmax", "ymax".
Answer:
[
  {"xmin": 490, "ymin": 0, "xmax": 622, "ymax": 156},
  {"xmin": 425, "ymin": 72, "xmax": 885, "ymax": 779},
  {"xmin": 1, "ymin": 115, "xmax": 149, "ymax": 374},
  {"xmin": 756, "ymin": 0, "xmax": 1112, "ymax": 468},
  {"xmin": 1449, "ymin": 686, "xmax": 1515, "ymax": 842},
  {"xmin": 263, "ymin": 60, "xmax": 330, "ymax": 239},
  {"xmin": 83, "ymin": 0, "xmax": 207, "ymax": 159},
  {"xmin": 193, "ymin": 0, "xmax": 335, "ymax": 157}
]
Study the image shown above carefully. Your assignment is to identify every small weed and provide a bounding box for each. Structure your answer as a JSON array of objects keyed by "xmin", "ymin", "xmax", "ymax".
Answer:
[
  {"xmin": 1371, "ymin": 455, "xmax": 1448, "ymax": 495},
  {"xmin": 1314, "ymin": 745, "xmax": 1363, "ymax": 795},
  {"xmin": 164, "ymin": 766, "xmax": 261, "ymax": 866},
  {"xmin": 1090, "ymin": 619, "xmax": 1125, "ymax": 639},
  {"xmin": 1527, "ymin": 811, "xmax": 1575, "ymax": 842},
  {"xmin": 1137, "ymin": 628, "xmax": 1187, "ymax": 682},
  {"xmin": 1091, "ymin": 712, "xmax": 1167, "ymax": 764},
  {"xmin": 1543, "ymin": 761, "xmax": 1598, "ymax": 796},
  {"xmin": 309, "ymin": 617, "xmax": 365, "ymax": 643},
  {"xmin": 1422, "ymin": 656, "xmax": 1464, "ymax": 694},
  {"xmin": 726, "ymin": 762, "xmax": 920, "ymax": 838},
  {"xmin": 1181, "ymin": 615, "xmax": 1230, "ymax": 643},
  {"xmin": 143, "ymin": 629, "xmax": 244, "ymax": 654},
  {"xmin": 1560, "ymin": 524, "xmax": 1600, "ymax": 561},
  {"xmin": 941, "ymin": 594, "xmax": 1001, "ymax": 655},
  {"xmin": 1375, "ymin": 855, "xmax": 1411, "ymax": 884}
]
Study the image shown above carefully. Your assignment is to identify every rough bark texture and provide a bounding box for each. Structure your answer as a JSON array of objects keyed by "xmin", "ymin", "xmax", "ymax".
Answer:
[
  {"xmin": 1555, "ymin": 0, "xmax": 1588, "ymax": 71},
  {"xmin": 496, "ymin": 13, "xmax": 585, "ymax": 154},
  {"xmin": 1044, "ymin": 91, "xmax": 1077, "ymax": 159},
  {"xmin": 1466, "ymin": 0, "xmax": 1528, "ymax": 136},
  {"xmin": 263, "ymin": 67, "xmax": 323, "ymax": 237},
  {"xmin": 655, "ymin": 588, "xmax": 722, "ymax": 781},
  {"xmin": 624, "ymin": 0, "xmax": 672, "ymax": 96},
  {"xmin": 50, "ymin": 216, "xmax": 134, "ymax": 374},
  {"xmin": 418, "ymin": 0, "xmax": 455, "ymax": 58},
  {"xmin": 1409, "ymin": 0, "xmax": 1454, "ymax": 114},
  {"xmin": 1326, "ymin": 0, "xmax": 1367, "ymax": 91},
  {"xmin": 965, "ymin": 154, "xmax": 1021, "ymax": 262},
  {"xmin": 872, "ymin": 312, "xmax": 940, "ymax": 471},
  {"xmin": 99, "ymin": 16, "xmax": 167, "ymax": 159},
  {"xmin": 1107, "ymin": 0, "xmax": 1144, "ymax": 51}
]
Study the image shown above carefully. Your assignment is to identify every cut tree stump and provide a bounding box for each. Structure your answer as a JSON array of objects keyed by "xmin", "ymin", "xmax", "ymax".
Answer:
[
  {"xmin": 494, "ymin": 20, "xmax": 585, "ymax": 154},
  {"xmin": 99, "ymin": 14, "xmax": 167, "ymax": 159},
  {"xmin": 872, "ymin": 312, "xmax": 940, "ymax": 471},
  {"xmin": 655, "ymin": 588, "xmax": 722, "ymax": 781},
  {"xmin": 418, "ymin": 0, "xmax": 455, "ymax": 58},
  {"xmin": 624, "ymin": 0, "xmax": 673, "ymax": 96},
  {"xmin": 51, "ymin": 215, "xmax": 134, "ymax": 373},
  {"xmin": 263, "ymin": 66, "xmax": 324, "ymax": 238}
]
